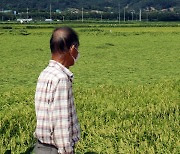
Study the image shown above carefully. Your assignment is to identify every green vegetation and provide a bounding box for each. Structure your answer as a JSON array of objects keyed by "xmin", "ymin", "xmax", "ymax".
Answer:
[
  {"xmin": 0, "ymin": 23, "xmax": 179, "ymax": 153},
  {"xmin": 1, "ymin": 0, "xmax": 180, "ymax": 11}
]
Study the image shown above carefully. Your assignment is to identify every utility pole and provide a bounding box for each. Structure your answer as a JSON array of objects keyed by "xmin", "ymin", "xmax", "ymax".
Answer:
[
  {"xmin": 131, "ymin": 10, "xmax": 135, "ymax": 21},
  {"xmin": 146, "ymin": 10, "xmax": 149, "ymax": 22},
  {"xmin": 50, "ymin": 3, "xmax": 52, "ymax": 19},
  {"xmin": 132, "ymin": 12, "xmax": 133, "ymax": 21},
  {"xmin": 27, "ymin": 8, "xmax": 29, "ymax": 19},
  {"xmin": 139, "ymin": 9, "xmax": 142, "ymax": 21},
  {"xmin": 82, "ymin": 8, "xmax": 84, "ymax": 22},
  {"xmin": 118, "ymin": 3, "xmax": 120, "ymax": 24},
  {"xmin": 2, "ymin": 8, "xmax": 3, "ymax": 21},
  {"xmin": 124, "ymin": 7, "xmax": 125, "ymax": 22},
  {"xmin": 14, "ymin": 11, "xmax": 17, "ymax": 20}
]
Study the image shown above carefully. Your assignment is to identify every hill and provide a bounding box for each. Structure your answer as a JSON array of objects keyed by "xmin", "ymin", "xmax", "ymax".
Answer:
[{"xmin": 1, "ymin": 0, "xmax": 180, "ymax": 12}]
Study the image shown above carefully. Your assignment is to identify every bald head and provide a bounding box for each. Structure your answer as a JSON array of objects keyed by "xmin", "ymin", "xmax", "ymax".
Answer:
[{"xmin": 50, "ymin": 27, "xmax": 79, "ymax": 53}]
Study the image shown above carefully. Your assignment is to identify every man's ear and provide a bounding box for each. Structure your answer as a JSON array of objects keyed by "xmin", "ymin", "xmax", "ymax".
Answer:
[
  {"xmin": 70, "ymin": 45, "xmax": 75, "ymax": 50},
  {"xmin": 69, "ymin": 45, "xmax": 75, "ymax": 54}
]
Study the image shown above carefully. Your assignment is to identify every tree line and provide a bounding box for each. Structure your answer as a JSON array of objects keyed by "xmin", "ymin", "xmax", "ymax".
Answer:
[
  {"xmin": 0, "ymin": 10, "xmax": 180, "ymax": 22},
  {"xmin": 0, "ymin": 0, "xmax": 180, "ymax": 12},
  {"xmin": 0, "ymin": 0, "xmax": 180, "ymax": 21}
]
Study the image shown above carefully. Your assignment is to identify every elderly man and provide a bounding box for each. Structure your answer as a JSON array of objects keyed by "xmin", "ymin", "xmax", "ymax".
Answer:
[{"xmin": 33, "ymin": 27, "xmax": 80, "ymax": 154}]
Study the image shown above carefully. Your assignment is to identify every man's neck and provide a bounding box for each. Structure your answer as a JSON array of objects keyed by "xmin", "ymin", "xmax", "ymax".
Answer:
[{"xmin": 51, "ymin": 54, "xmax": 69, "ymax": 69}]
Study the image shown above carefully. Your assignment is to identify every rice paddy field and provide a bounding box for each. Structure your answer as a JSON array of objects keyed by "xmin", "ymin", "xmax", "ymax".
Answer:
[{"xmin": 0, "ymin": 22, "xmax": 180, "ymax": 153}]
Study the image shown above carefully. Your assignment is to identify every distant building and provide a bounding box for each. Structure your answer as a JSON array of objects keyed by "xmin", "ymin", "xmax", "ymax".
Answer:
[
  {"xmin": 17, "ymin": 18, "xmax": 33, "ymax": 23},
  {"xmin": 104, "ymin": 7, "xmax": 112, "ymax": 10},
  {"xmin": 56, "ymin": 9, "xmax": 61, "ymax": 13},
  {"xmin": 45, "ymin": 19, "xmax": 53, "ymax": 22},
  {"xmin": 169, "ymin": 8, "xmax": 174, "ymax": 12},
  {"xmin": 0, "ymin": 10, "xmax": 12, "ymax": 13},
  {"xmin": 67, "ymin": 8, "xmax": 79, "ymax": 13},
  {"xmin": 150, "ymin": 7, "xmax": 156, "ymax": 11},
  {"xmin": 91, "ymin": 10, "xmax": 103, "ymax": 14},
  {"xmin": 161, "ymin": 9, "xmax": 168, "ymax": 12}
]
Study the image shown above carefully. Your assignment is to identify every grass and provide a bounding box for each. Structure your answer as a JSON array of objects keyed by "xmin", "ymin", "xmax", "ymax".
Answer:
[{"xmin": 0, "ymin": 23, "xmax": 179, "ymax": 153}]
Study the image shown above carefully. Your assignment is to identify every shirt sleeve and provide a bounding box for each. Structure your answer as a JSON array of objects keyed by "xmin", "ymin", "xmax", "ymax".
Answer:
[{"xmin": 52, "ymin": 78, "xmax": 73, "ymax": 154}]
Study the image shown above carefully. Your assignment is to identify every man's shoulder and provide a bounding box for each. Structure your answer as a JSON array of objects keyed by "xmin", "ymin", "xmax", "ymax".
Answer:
[{"xmin": 39, "ymin": 65, "xmax": 69, "ymax": 82}]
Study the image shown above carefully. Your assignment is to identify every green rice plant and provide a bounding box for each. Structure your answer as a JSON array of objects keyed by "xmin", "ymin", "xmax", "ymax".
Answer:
[
  {"xmin": 0, "ymin": 80, "xmax": 179, "ymax": 153},
  {"xmin": 0, "ymin": 23, "xmax": 179, "ymax": 153}
]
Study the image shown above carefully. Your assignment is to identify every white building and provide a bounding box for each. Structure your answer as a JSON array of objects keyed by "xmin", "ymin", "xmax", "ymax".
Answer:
[{"xmin": 17, "ymin": 18, "xmax": 33, "ymax": 23}]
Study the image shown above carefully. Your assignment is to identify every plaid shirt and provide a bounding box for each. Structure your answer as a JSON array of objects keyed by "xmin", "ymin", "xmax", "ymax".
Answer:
[{"xmin": 34, "ymin": 60, "xmax": 80, "ymax": 153}]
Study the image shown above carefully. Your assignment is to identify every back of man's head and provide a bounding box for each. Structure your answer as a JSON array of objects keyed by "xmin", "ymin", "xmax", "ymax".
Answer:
[{"xmin": 50, "ymin": 27, "xmax": 79, "ymax": 53}]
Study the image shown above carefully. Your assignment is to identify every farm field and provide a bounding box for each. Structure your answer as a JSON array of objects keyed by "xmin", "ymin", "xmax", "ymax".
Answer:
[{"xmin": 0, "ymin": 23, "xmax": 180, "ymax": 153}]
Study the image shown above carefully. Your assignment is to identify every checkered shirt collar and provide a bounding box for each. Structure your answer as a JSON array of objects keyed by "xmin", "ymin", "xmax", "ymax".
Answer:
[{"xmin": 49, "ymin": 60, "xmax": 74, "ymax": 80}]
